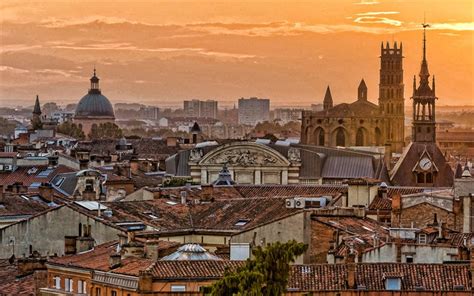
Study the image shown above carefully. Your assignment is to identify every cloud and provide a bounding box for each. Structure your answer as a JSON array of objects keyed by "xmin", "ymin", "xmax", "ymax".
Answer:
[
  {"xmin": 0, "ymin": 44, "xmax": 42, "ymax": 53},
  {"xmin": 0, "ymin": 65, "xmax": 29, "ymax": 74},
  {"xmin": 354, "ymin": 0, "xmax": 379, "ymax": 5},
  {"xmin": 353, "ymin": 16, "xmax": 402, "ymax": 26},
  {"xmin": 430, "ymin": 22, "xmax": 474, "ymax": 31},
  {"xmin": 356, "ymin": 11, "xmax": 399, "ymax": 16},
  {"xmin": 39, "ymin": 16, "xmax": 155, "ymax": 28}
]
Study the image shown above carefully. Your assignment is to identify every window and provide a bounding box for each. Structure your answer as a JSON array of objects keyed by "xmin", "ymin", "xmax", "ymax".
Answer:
[
  {"xmin": 78, "ymin": 280, "xmax": 87, "ymax": 294},
  {"xmin": 406, "ymin": 256, "xmax": 414, "ymax": 263},
  {"xmin": 111, "ymin": 291, "xmax": 117, "ymax": 296},
  {"xmin": 53, "ymin": 276, "xmax": 61, "ymax": 290},
  {"xmin": 426, "ymin": 173, "xmax": 433, "ymax": 183},
  {"xmin": 171, "ymin": 285, "xmax": 186, "ymax": 292},
  {"xmin": 235, "ymin": 219, "xmax": 250, "ymax": 226},
  {"xmin": 418, "ymin": 234, "xmax": 427, "ymax": 244},
  {"xmin": 96, "ymin": 287, "xmax": 101, "ymax": 296},
  {"xmin": 385, "ymin": 278, "xmax": 401, "ymax": 290}
]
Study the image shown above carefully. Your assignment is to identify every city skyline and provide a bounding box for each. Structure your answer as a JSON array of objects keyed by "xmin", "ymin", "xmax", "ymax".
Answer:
[{"xmin": 0, "ymin": 0, "xmax": 473, "ymax": 107}]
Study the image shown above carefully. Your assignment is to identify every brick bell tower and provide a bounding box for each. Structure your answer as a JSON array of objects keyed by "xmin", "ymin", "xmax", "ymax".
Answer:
[{"xmin": 378, "ymin": 41, "xmax": 405, "ymax": 153}]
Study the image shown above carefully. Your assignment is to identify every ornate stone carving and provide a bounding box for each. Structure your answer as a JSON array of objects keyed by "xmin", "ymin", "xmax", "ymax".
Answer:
[
  {"xmin": 189, "ymin": 148, "xmax": 203, "ymax": 162},
  {"xmin": 288, "ymin": 147, "xmax": 301, "ymax": 163},
  {"xmin": 205, "ymin": 148, "xmax": 280, "ymax": 166}
]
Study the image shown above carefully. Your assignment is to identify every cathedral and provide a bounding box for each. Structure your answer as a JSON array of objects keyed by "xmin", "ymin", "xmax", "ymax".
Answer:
[{"xmin": 301, "ymin": 41, "xmax": 405, "ymax": 153}]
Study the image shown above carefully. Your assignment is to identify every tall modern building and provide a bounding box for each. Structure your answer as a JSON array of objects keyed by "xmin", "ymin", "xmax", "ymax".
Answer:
[
  {"xmin": 238, "ymin": 97, "xmax": 270, "ymax": 126},
  {"xmin": 183, "ymin": 100, "xmax": 218, "ymax": 119}
]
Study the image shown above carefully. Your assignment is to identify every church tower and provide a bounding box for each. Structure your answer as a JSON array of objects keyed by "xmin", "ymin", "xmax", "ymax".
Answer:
[
  {"xmin": 411, "ymin": 25, "xmax": 436, "ymax": 143},
  {"xmin": 31, "ymin": 95, "xmax": 43, "ymax": 130},
  {"xmin": 378, "ymin": 41, "xmax": 405, "ymax": 153}
]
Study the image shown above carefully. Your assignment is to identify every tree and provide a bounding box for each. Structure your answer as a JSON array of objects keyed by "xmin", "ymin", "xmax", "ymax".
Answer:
[
  {"xmin": 209, "ymin": 240, "xmax": 307, "ymax": 296},
  {"xmin": 57, "ymin": 121, "xmax": 85, "ymax": 140},
  {"xmin": 88, "ymin": 122, "xmax": 123, "ymax": 140}
]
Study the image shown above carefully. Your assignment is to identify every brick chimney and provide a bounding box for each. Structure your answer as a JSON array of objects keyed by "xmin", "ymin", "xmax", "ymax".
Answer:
[
  {"xmin": 38, "ymin": 183, "xmax": 54, "ymax": 202},
  {"xmin": 17, "ymin": 255, "xmax": 47, "ymax": 277},
  {"xmin": 391, "ymin": 193, "xmax": 402, "ymax": 227},
  {"xmin": 346, "ymin": 251, "xmax": 356, "ymax": 289},
  {"xmin": 76, "ymin": 236, "xmax": 95, "ymax": 253},
  {"xmin": 453, "ymin": 198, "xmax": 462, "ymax": 231}
]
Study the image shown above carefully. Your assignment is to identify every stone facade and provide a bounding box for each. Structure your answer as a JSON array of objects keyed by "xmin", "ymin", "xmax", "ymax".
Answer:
[
  {"xmin": 301, "ymin": 42, "xmax": 405, "ymax": 153},
  {"xmin": 189, "ymin": 142, "xmax": 301, "ymax": 185}
]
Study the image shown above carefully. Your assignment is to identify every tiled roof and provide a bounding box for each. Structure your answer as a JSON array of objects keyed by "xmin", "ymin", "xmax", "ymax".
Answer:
[
  {"xmin": 148, "ymin": 260, "xmax": 244, "ymax": 280},
  {"xmin": 49, "ymin": 241, "xmax": 153, "ymax": 276},
  {"xmin": 289, "ymin": 263, "xmax": 470, "ymax": 291},
  {"xmin": 234, "ymin": 184, "xmax": 346, "ymax": 198},
  {"xmin": 0, "ymin": 259, "xmax": 36, "ymax": 295},
  {"xmin": 0, "ymin": 193, "xmax": 57, "ymax": 217},
  {"xmin": 313, "ymin": 216, "xmax": 389, "ymax": 238},
  {"xmin": 0, "ymin": 165, "xmax": 74, "ymax": 188}
]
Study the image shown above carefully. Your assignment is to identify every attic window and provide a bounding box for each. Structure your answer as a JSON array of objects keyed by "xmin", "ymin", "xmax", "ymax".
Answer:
[
  {"xmin": 418, "ymin": 234, "xmax": 427, "ymax": 244},
  {"xmin": 385, "ymin": 278, "xmax": 401, "ymax": 291},
  {"xmin": 235, "ymin": 219, "xmax": 251, "ymax": 226},
  {"xmin": 54, "ymin": 177, "xmax": 65, "ymax": 187}
]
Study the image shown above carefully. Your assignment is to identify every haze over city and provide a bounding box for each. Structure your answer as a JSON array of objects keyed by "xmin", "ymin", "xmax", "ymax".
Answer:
[{"xmin": 1, "ymin": 0, "xmax": 473, "ymax": 107}]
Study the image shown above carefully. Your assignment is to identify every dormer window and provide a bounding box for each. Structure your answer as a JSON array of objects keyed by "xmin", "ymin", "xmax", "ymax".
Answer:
[{"xmin": 418, "ymin": 234, "xmax": 427, "ymax": 244}]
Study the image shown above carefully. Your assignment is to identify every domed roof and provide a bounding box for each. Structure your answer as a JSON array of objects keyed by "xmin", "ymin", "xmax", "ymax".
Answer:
[
  {"xmin": 75, "ymin": 93, "xmax": 114, "ymax": 117},
  {"xmin": 75, "ymin": 69, "xmax": 115, "ymax": 118}
]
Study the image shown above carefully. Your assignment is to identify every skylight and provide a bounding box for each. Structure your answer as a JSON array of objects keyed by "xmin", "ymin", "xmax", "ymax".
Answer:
[
  {"xmin": 166, "ymin": 201, "xmax": 178, "ymax": 205},
  {"xmin": 235, "ymin": 219, "xmax": 250, "ymax": 226},
  {"xmin": 37, "ymin": 168, "xmax": 54, "ymax": 178}
]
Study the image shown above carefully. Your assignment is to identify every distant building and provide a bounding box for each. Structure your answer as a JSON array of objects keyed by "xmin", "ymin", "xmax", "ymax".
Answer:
[
  {"xmin": 274, "ymin": 108, "xmax": 303, "ymax": 123},
  {"xmin": 183, "ymin": 99, "xmax": 218, "ymax": 119},
  {"xmin": 73, "ymin": 69, "xmax": 115, "ymax": 135},
  {"xmin": 51, "ymin": 111, "xmax": 74, "ymax": 124},
  {"xmin": 301, "ymin": 41, "xmax": 405, "ymax": 153},
  {"xmin": 139, "ymin": 106, "xmax": 160, "ymax": 120},
  {"xmin": 238, "ymin": 97, "xmax": 270, "ymax": 126}
]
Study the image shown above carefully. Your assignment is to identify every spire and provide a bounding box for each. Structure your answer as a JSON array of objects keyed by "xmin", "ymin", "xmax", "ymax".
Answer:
[
  {"xmin": 323, "ymin": 85, "xmax": 333, "ymax": 110},
  {"xmin": 419, "ymin": 23, "xmax": 431, "ymax": 83},
  {"xmin": 358, "ymin": 79, "xmax": 367, "ymax": 101},
  {"xmin": 33, "ymin": 95, "xmax": 41, "ymax": 115},
  {"xmin": 432, "ymin": 75, "xmax": 436, "ymax": 94}
]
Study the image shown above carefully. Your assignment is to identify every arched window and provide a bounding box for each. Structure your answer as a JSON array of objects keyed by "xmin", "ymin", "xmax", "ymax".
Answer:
[
  {"xmin": 356, "ymin": 128, "xmax": 365, "ymax": 146},
  {"xmin": 417, "ymin": 172, "xmax": 425, "ymax": 184},
  {"xmin": 335, "ymin": 128, "xmax": 345, "ymax": 146},
  {"xmin": 315, "ymin": 127, "xmax": 325, "ymax": 146},
  {"xmin": 375, "ymin": 127, "xmax": 382, "ymax": 146}
]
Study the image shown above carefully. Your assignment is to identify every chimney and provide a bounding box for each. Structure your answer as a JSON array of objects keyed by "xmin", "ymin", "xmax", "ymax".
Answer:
[
  {"xmin": 180, "ymin": 190, "xmax": 187, "ymax": 204},
  {"xmin": 384, "ymin": 143, "xmax": 392, "ymax": 171},
  {"xmin": 109, "ymin": 252, "xmax": 121, "ymax": 269},
  {"xmin": 391, "ymin": 193, "xmax": 402, "ymax": 227},
  {"xmin": 138, "ymin": 270, "xmax": 153, "ymax": 293},
  {"xmin": 38, "ymin": 183, "xmax": 54, "ymax": 203},
  {"xmin": 122, "ymin": 232, "xmax": 144, "ymax": 259},
  {"xmin": 47, "ymin": 155, "xmax": 58, "ymax": 168},
  {"xmin": 346, "ymin": 251, "xmax": 356, "ymax": 289},
  {"xmin": 79, "ymin": 159, "xmax": 89, "ymax": 170},
  {"xmin": 440, "ymin": 222, "xmax": 449, "ymax": 239},
  {"xmin": 395, "ymin": 237, "xmax": 402, "ymax": 263},
  {"xmin": 76, "ymin": 236, "xmax": 95, "ymax": 253}
]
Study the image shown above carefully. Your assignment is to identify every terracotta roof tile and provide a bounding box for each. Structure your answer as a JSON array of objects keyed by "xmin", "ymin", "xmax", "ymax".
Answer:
[
  {"xmin": 148, "ymin": 260, "xmax": 244, "ymax": 280},
  {"xmin": 0, "ymin": 165, "xmax": 74, "ymax": 188},
  {"xmin": 0, "ymin": 259, "xmax": 36, "ymax": 295}
]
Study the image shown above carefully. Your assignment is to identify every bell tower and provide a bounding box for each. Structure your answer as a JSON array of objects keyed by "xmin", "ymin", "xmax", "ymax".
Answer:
[
  {"xmin": 412, "ymin": 24, "xmax": 436, "ymax": 143},
  {"xmin": 378, "ymin": 41, "xmax": 405, "ymax": 153}
]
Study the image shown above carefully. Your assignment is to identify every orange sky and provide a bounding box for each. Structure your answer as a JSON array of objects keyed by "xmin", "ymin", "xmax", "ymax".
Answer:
[{"xmin": 0, "ymin": 0, "xmax": 473, "ymax": 108}]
